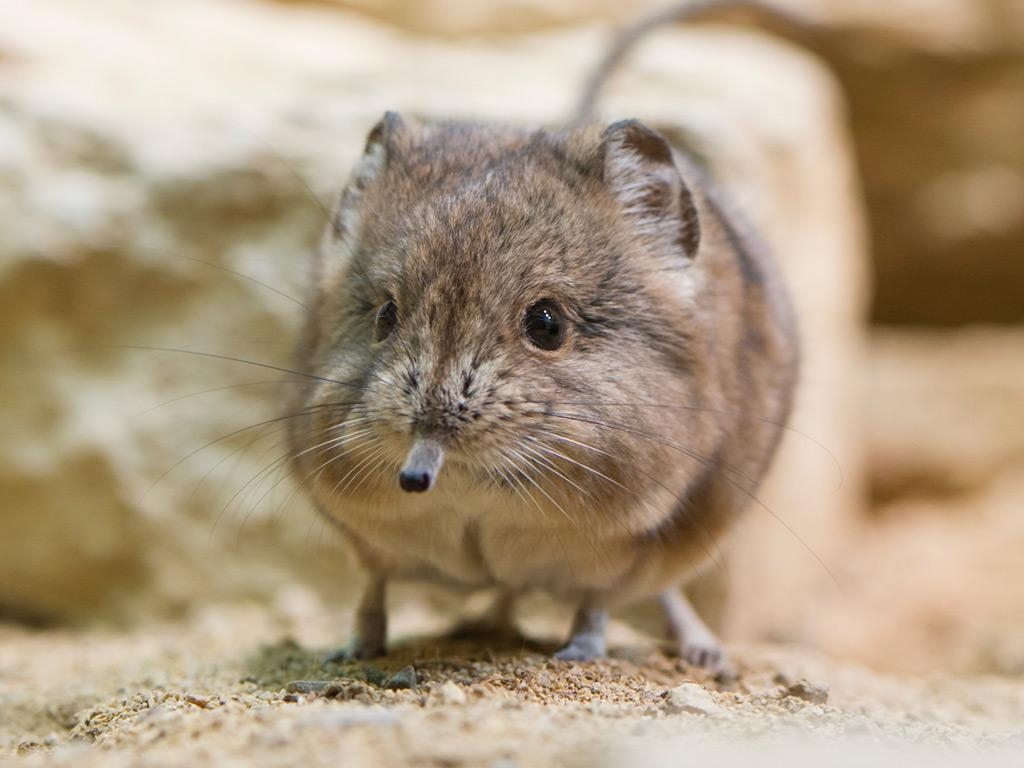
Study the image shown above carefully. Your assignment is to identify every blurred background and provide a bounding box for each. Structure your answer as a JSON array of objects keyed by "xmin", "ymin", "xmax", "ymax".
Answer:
[{"xmin": 1, "ymin": 0, "xmax": 1022, "ymax": 678}]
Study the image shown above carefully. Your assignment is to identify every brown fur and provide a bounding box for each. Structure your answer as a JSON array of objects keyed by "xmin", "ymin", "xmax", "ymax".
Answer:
[{"xmin": 288, "ymin": 113, "xmax": 798, "ymax": 659}]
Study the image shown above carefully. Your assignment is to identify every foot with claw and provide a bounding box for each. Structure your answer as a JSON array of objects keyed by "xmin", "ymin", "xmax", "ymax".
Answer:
[
  {"xmin": 553, "ymin": 636, "xmax": 606, "ymax": 662},
  {"xmin": 660, "ymin": 588, "xmax": 728, "ymax": 672},
  {"xmin": 679, "ymin": 636, "xmax": 725, "ymax": 671},
  {"xmin": 554, "ymin": 598, "xmax": 608, "ymax": 662}
]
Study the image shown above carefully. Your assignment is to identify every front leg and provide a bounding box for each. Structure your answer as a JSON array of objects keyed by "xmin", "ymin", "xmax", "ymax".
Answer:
[
  {"xmin": 553, "ymin": 594, "xmax": 608, "ymax": 661},
  {"xmin": 325, "ymin": 574, "xmax": 387, "ymax": 663}
]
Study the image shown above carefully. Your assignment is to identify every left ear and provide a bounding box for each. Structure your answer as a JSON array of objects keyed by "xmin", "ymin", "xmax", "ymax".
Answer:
[{"xmin": 602, "ymin": 120, "xmax": 700, "ymax": 258}]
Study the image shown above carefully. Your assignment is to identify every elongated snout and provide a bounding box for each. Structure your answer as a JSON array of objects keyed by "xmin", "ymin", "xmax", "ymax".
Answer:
[{"xmin": 399, "ymin": 438, "xmax": 445, "ymax": 493}]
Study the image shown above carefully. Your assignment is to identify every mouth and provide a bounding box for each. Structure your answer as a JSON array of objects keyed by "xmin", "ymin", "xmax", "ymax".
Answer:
[{"xmin": 398, "ymin": 437, "xmax": 445, "ymax": 493}]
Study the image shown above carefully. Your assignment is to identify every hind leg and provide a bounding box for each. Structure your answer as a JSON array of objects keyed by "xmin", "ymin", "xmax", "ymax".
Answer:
[{"xmin": 659, "ymin": 588, "xmax": 725, "ymax": 670}]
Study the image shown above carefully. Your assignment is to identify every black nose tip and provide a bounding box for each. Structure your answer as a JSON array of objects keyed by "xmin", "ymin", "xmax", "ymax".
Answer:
[{"xmin": 399, "ymin": 469, "xmax": 432, "ymax": 493}]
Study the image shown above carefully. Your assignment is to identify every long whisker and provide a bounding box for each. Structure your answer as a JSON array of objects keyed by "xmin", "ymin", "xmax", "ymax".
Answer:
[
  {"xmin": 494, "ymin": 447, "xmax": 580, "ymax": 590},
  {"xmin": 303, "ymin": 430, "xmax": 378, "ymax": 480},
  {"xmin": 135, "ymin": 379, "xmax": 297, "ymax": 416},
  {"xmin": 494, "ymin": 448, "xmax": 547, "ymax": 521},
  {"xmin": 259, "ymin": 153, "xmax": 336, "ymax": 231},
  {"xmin": 504, "ymin": 447, "xmax": 577, "ymax": 528},
  {"xmin": 278, "ymin": 430, "xmax": 379, "ymax": 512},
  {"xmin": 241, "ymin": 430, "xmax": 378, "ymax": 536},
  {"xmin": 515, "ymin": 440, "xmax": 595, "ymax": 501},
  {"xmin": 144, "ymin": 402, "xmax": 351, "ymax": 498},
  {"xmin": 528, "ymin": 430, "xmax": 729, "ymax": 577},
  {"xmin": 548, "ymin": 408, "xmax": 760, "ymax": 488},
  {"xmin": 331, "ymin": 445, "xmax": 388, "ymax": 497},
  {"xmin": 182, "ymin": 255, "xmax": 309, "ymax": 310},
  {"xmin": 293, "ymin": 424, "xmax": 375, "ymax": 462},
  {"xmin": 352, "ymin": 450, "xmax": 395, "ymax": 496},
  {"xmin": 271, "ymin": 423, "xmax": 372, "ymax": 530},
  {"xmin": 216, "ymin": 434, "xmax": 317, "ymax": 534},
  {"xmin": 543, "ymin": 409, "xmax": 842, "ymax": 591},
  {"xmin": 90, "ymin": 345, "xmax": 371, "ymax": 390},
  {"xmin": 225, "ymin": 409, "xmax": 380, "ymax": 532},
  {"xmin": 194, "ymin": 421, "xmax": 292, "ymax": 506},
  {"xmin": 214, "ymin": 416, "xmax": 368, "ymax": 536},
  {"xmin": 524, "ymin": 433, "xmax": 666, "ymax": 561},
  {"xmin": 527, "ymin": 397, "xmax": 844, "ymax": 493},
  {"xmin": 507, "ymin": 444, "xmax": 624, "ymax": 584}
]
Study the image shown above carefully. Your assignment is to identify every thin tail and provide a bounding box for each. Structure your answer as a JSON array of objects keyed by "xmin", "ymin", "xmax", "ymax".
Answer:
[{"xmin": 574, "ymin": 0, "xmax": 818, "ymax": 124}]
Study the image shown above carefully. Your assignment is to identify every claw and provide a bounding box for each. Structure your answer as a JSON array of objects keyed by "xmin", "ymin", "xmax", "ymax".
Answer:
[
  {"xmin": 681, "ymin": 641, "xmax": 724, "ymax": 671},
  {"xmin": 553, "ymin": 639, "xmax": 605, "ymax": 662}
]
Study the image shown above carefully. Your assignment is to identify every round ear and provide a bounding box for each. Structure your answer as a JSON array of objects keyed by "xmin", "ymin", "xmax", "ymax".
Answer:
[
  {"xmin": 350, "ymin": 111, "xmax": 405, "ymax": 192},
  {"xmin": 313, "ymin": 111, "xmax": 408, "ymax": 306},
  {"xmin": 344, "ymin": 112, "xmax": 407, "ymax": 205},
  {"xmin": 602, "ymin": 120, "xmax": 701, "ymax": 258},
  {"xmin": 329, "ymin": 111, "xmax": 406, "ymax": 240}
]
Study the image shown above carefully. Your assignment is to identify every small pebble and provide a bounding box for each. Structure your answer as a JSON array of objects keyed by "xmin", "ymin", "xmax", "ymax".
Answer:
[
  {"xmin": 184, "ymin": 694, "xmax": 209, "ymax": 709},
  {"xmin": 437, "ymin": 681, "xmax": 467, "ymax": 705},
  {"xmin": 785, "ymin": 679, "xmax": 829, "ymax": 705},
  {"xmin": 321, "ymin": 682, "xmax": 349, "ymax": 700},
  {"xmin": 362, "ymin": 665, "xmax": 388, "ymax": 686},
  {"xmin": 286, "ymin": 681, "xmax": 330, "ymax": 695},
  {"xmin": 385, "ymin": 665, "xmax": 417, "ymax": 691},
  {"xmin": 664, "ymin": 683, "xmax": 722, "ymax": 716}
]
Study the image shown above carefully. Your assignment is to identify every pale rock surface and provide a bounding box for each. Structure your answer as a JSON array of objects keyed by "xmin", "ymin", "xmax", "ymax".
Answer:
[
  {"xmin": 314, "ymin": 0, "xmax": 1024, "ymax": 324},
  {"xmin": 0, "ymin": 0, "xmax": 867, "ymax": 662},
  {"xmin": 811, "ymin": 472, "xmax": 1024, "ymax": 676},
  {"xmin": 664, "ymin": 682, "xmax": 722, "ymax": 715},
  {"xmin": 301, "ymin": 0, "xmax": 1012, "ymax": 48},
  {"xmin": 821, "ymin": 327, "xmax": 1024, "ymax": 676},
  {"xmin": 436, "ymin": 680, "xmax": 467, "ymax": 705},
  {"xmin": 868, "ymin": 327, "xmax": 1024, "ymax": 500}
]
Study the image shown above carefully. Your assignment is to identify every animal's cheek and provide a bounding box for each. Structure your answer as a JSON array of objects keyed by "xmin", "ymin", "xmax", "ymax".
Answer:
[{"xmin": 357, "ymin": 388, "xmax": 411, "ymax": 435}]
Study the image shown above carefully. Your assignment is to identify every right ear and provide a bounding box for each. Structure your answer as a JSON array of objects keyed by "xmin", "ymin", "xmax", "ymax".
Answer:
[
  {"xmin": 329, "ymin": 111, "xmax": 406, "ymax": 242},
  {"xmin": 601, "ymin": 120, "xmax": 701, "ymax": 259}
]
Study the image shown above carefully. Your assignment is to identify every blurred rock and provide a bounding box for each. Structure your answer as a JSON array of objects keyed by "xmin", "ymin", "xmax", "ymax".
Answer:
[
  {"xmin": 435, "ymin": 681, "xmax": 466, "ymax": 705},
  {"xmin": 0, "ymin": 0, "xmax": 867, "ymax": 641},
  {"xmin": 784, "ymin": 679, "xmax": 829, "ymax": 705},
  {"xmin": 275, "ymin": 0, "xmax": 662, "ymax": 37},
  {"xmin": 868, "ymin": 327, "xmax": 1024, "ymax": 503},
  {"xmin": 306, "ymin": 0, "xmax": 1024, "ymax": 324},
  {"xmin": 664, "ymin": 682, "xmax": 722, "ymax": 716},
  {"xmin": 812, "ymin": 473, "xmax": 1024, "ymax": 676},
  {"xmin": 284, "ymin": 0, "xmax": 1019, "ymax": 47},
  {"xmin": 804, "ymin": 0, "xmax": 1024, "ymax": 325},
  {"xmin": 800, "ymin": 327, "xmax": 1024, "ymax": 675}
]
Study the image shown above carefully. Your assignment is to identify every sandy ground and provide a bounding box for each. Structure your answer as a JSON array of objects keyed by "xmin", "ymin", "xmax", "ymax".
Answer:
[{"xmin": 3, "ymin": 597, "xmax": 1023, "ymax": 768}]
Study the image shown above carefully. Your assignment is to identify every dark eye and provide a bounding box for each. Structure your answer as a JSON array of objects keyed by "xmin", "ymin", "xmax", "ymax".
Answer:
[
  {"xmin": 523, "ymin": 300, "xmax": 566, "ymax": 351},
  {"xmin": 374, "ymin": 300, "xmax": 398, "ymax": 341}
]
